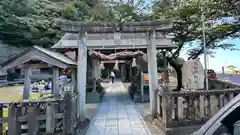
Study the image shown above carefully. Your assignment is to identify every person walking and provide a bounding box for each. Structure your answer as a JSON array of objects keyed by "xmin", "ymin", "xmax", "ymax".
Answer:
[{"xmin": 110, "ymin": 70, "xmax": 115, "ymax": 83}]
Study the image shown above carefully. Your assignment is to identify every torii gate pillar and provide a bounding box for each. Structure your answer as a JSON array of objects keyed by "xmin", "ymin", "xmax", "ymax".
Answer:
[
  {"xmin": 77, "ymin": 32, "xmax": 87, "ymax": 119},
  {"xmin": 147, "ymin": 30, "xmax": 158, "ymax": 117}
]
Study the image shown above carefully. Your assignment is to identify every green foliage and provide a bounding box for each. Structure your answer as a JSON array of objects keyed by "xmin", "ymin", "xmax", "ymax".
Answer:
[
  {"xmin": 128, "ymin": 82, "xmax": 138, "ymax": 99},
  {"xmin": 152, "ymin": 0, "xmax": 240, "ymax": 90},
  {"xmin": 0, "ymin": 0, "xmax": 62, "ymax": 47},
  {"xmin": 226, "ymin": 65, "xmax": 237, "ymax": 70},
  {"xmin": 61, "ymin": 0, "xmax": 146, "ymax": 23},
  {"xmin": 0, "ymin": 0, "xmax": 239, "ymax": 59},
  {"xmin": 152, "ymin": 0, "xmax": 240, "ymax": 60},
  {"xmin": 226, "ymin": 64, "xmax": 239, "ymax": 74},
  {"xmin": 1, "ymin": 0, "xmax": 239, "ymax": 91},
  {"xmin": 96, "ymin": 79, "xmax": 105, "ymax": 94},
  {"xmin": 0, "ymin": 0, "xmax": 148, "ymax": 48},
  {"xmin": 63, "ymin": 3, "xmax": 79, "ymax": 20}
]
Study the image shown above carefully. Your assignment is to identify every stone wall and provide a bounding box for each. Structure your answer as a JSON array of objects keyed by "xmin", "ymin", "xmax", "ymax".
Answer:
[
  {"xmin": 208, "ymin": 79, "xmax": 240, "ymax": 89},
  {"xmin": 0, "ymin": 41, "xmax": 23, "ymax": 63}
]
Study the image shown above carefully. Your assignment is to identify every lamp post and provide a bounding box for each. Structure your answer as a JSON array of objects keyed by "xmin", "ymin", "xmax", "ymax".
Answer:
[{"xmin": 201, "ymin": 7, "xmax": 209, "ymax": 90}]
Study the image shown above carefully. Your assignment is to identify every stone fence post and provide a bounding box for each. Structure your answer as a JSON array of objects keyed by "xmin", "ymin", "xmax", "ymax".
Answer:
[{"xmin": 63, "ymin": 91, "xmax": 74, "ymax": 135}]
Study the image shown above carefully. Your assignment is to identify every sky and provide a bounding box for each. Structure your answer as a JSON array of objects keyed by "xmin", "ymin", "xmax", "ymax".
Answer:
[{"xmin": 179, "ymin": 38, "xmax": 240, "ymax": 73}]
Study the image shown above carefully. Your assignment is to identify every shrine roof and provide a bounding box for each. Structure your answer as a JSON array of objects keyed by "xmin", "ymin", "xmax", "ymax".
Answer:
[
  {"xmin": 0, "ymin": 46, "xmax": 76, "ymax": 70},
  {"xmin": 33, "ymin": 46, "xmax": 76, "ymax": 65}
]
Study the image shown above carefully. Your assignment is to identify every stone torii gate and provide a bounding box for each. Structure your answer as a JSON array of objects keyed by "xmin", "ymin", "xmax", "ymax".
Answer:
[{"xmin": 54, "ymin": 19, "xmax": 177, "ymax": 118}]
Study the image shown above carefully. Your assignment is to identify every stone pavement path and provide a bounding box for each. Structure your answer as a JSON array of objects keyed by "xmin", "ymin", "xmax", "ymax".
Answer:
[{"xmin": 86, "ymin": 80, "xmax": 152, "ymax": 135}]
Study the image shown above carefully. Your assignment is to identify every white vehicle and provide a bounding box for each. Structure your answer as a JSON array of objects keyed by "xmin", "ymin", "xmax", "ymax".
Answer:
[{"xmin": 192, "ymin": 94, "xmax": 240, "ymax": 135}]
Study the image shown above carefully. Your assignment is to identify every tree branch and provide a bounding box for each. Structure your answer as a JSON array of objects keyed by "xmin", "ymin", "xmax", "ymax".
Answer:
[
  {"xmin": 171, "ymin": 16, "xmax": 210, "ymax": 58},
  {"xmin": 188, "ymin": 26, "xmax": 240, "ymax": 59}
]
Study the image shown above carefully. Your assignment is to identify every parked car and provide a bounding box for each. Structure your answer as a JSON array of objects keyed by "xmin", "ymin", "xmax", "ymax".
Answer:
[
  {"xmin": 192, "ymin": 94, "xmax": 240, "ymax": 135},
  {"xmin": 205, "ymin": 69, "xmax": 217, "ymax": 79}
]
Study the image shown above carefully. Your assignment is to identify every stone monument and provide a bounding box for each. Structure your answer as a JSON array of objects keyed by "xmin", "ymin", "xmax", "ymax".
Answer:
[{"xmin": 181, "ymin": 58, "xmax": 205, "ymax": 90}]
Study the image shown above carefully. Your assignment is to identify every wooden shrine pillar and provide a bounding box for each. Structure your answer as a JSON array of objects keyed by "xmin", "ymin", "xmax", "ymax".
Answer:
[
  {"xmin": 71, "ymin": 68, "xmax": 79, "ymax": 119},
  {"xmin": 52, "ymin": 67, "xmax": 60, "ymax": 98},
  {"xmin": 92, "ymin": 59, "xmax": 97, "ymax": 92},
  {"xmin": 147, "ymin": 30, "xmax": 158, "ymax": 117},
  {"xmin": 71, "ymin": 68, "xmax": 77, "ymax": 94},
  {"xmin": 77, "ymin": 32, "xmax": 87, "ymax": 119},
  {"xmin": 163, "ymin": 51, "xmax": 169, "ymax": 87},
  {"xmin": 92, "ymin": 59, "xmax": 102, "ymax": 92},
  {"xmin": 23, "ymin": 67, "xmax": 31, "ymax": 99},
  {"xmin": 129, "ymin": 63, "xmax": 132, "ymax": 81},
  {"xmin": 121, "ymin": 64, "xmax": 125, "ymax": 81}
]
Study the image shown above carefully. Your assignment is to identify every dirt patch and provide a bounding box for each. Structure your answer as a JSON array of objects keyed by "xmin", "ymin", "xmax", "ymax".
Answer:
[
  {"xmin": 0, "ymin": 85, "xmax": 44, "ymax": 101},
  {"xmin": 0, "ymin": 85, "xmax": 24, "ymax": 101}
]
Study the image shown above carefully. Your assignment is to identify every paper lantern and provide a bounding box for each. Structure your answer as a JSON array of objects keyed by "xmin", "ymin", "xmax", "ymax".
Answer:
[
  {"xmin": 114, "ymin": 60, "xmax": 119, "ymax": 70},
  {"xmin": 99, "ymin": 61, "xmax": 105, "ymax": 70},
  {"xmin": 132, "ymin": 58, "xmax": 137, "ymax": 67}
]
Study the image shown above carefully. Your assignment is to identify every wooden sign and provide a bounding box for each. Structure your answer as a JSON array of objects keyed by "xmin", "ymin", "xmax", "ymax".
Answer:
[
  {"xmin": 182, "ymin": 59, "xmax": 204, "ymax": 90},
  {"xmin": 143, "ymin": 73, "xmax": 162, "ymax": 85}
]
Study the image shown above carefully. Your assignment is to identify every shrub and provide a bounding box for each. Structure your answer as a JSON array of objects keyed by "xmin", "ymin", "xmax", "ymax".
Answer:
[
  {"xmin": 96, "ymin": 79, "xmax": 105, "ymax": 94},
  {"xmin": 128, "ymin": 82, "xmax": 138, "ymax": 98}
]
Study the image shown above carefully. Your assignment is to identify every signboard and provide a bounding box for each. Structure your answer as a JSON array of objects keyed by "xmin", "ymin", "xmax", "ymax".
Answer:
[
  {"xmin": 182, "ymin": 59, "xmax": 204, "ymax": 90},
  {"xmin": 143, "ymin": 73, "xmax": 162, "ymax": 85}
]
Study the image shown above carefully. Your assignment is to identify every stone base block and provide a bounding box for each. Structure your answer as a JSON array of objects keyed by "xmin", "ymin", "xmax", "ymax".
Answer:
[
  {"xmin": 76, "ymin": 118, "xmax": 90, "ymax": 135},
  {"xmin": 145, "ymin": 116, "xmax": 202, "ymax": 135},
  {"xmin": 133, "ymin": 92, "xmax": 150, "ymax": 103},
  {"xmin": 153, "ymin": 118, "xmax": 201, "ymax": 135},
  {"xmin": 142, "ymin": 93, "xmax": 150, "ymax": 102},
  {"xmin": 86, "ymin": 92, "xmax": 103, "ymax": 103},
  {"xmin": 133, "ymin": 93, "xmax": 141, "ymax": 103},
  {"xmin": 164, "ymin": 125, "xmax": 202, "ymax": 135}
]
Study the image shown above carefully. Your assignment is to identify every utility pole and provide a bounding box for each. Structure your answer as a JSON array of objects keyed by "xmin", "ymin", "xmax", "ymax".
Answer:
[{"xmin": 201, "ymin": 7, "xmax": 208, "ymax": 90}]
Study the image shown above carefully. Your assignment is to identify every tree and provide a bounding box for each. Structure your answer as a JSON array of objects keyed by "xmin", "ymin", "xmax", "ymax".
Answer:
[
  {"xmin": 0, "ymin": 0, "xmax": 64, "ymax": 48},
  {"xmin": 62, "ymin": 0, "xmax": 141, "ymax": 23},
  {"xmin": 0, "ymin": 0, "xmax": 148, "ymax": 48},
  {"xmin": 226, "ymin": 65, "xmax": 237, "ymax": 69},
  {"xmin": 3, "ymin": 0, "xmax": 239, "ymax": 91},
  {"xmin": 226, "ymin": 65, "xmax": 238, "ymax": 73},
  {"xmin": 218, "ymin": 0, "xmax": 240, "ymax": 17},
  {"xmin": 62, "ymin": 0, "xmax": 101, "ymax": 21},
  {"xmin": 0, "ymin": 0, "xmax": 108, "ymax": 48},
  {"xmin": 152, "ymin": 0, "xmax": 240, "ymax": 90}
]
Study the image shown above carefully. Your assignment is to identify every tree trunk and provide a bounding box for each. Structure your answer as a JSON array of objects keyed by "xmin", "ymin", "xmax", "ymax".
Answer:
[{"xmin": 167, "ymin": 57, "xmax": 182, "ymax": 91}]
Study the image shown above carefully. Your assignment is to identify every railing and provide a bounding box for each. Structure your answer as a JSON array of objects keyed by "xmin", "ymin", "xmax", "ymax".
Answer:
[
  {"xmin": 157, "ymin": 88, "xmax": 240, "ymax": 128},
  {"xmin": 0, "ymin": 91, "xmax": 79, "ymax": 135}
]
